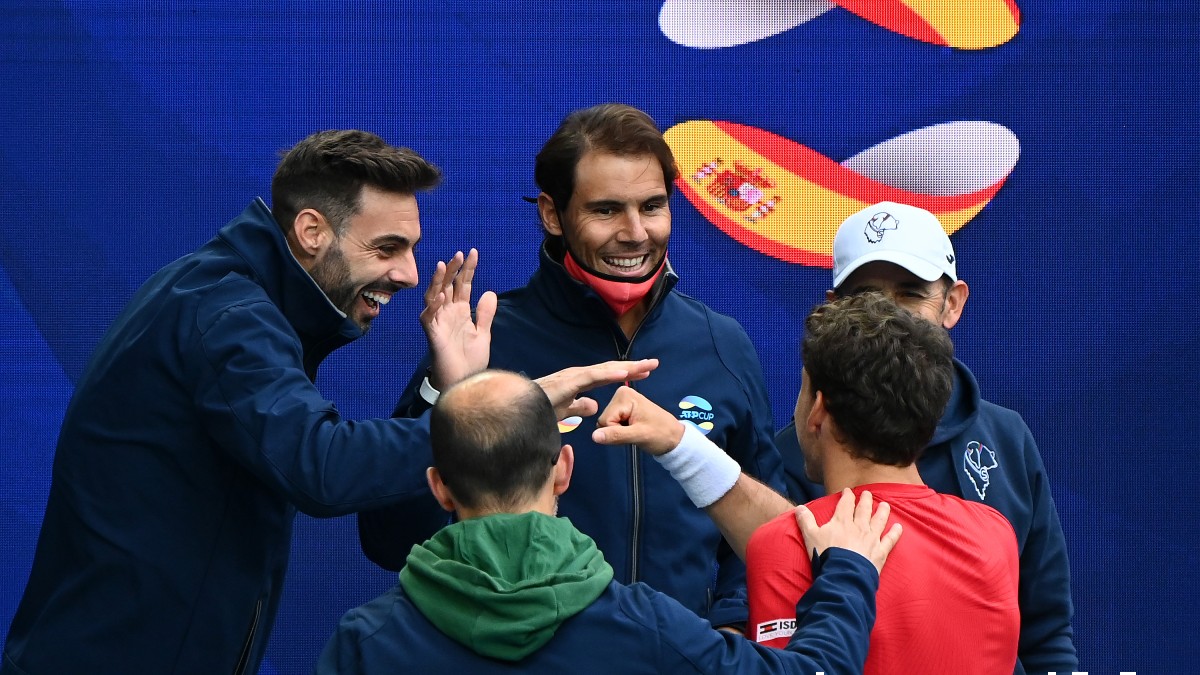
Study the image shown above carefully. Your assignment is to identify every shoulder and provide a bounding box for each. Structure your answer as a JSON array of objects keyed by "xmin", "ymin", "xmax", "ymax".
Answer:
[
  {"xmin": 934, "ymin": 492, "xmax": 1019, "ymax": 541},
  {"xmin": 613, "ymin": 581, "xmax": 710, "ymax": 631},
  {"xmin": 332, "ymin": 585, "xmax": 408, "ymax": 646},
  {"xmin": 750, "ymin": 508, "xmax": 801, "ymax": 548},
  {"xmin": 494, "ymin": 279, "xmax": 536, "ymax": 305},
  {"xmin": 193, "ymin": 274, "xmax": 277, "ymax": 331},
  {"xmin": 660, "ymin": 291, "xmax": 762, "ymax": 372},
  {"xmin": 664, "ymin": 290, "xmax": 750, "ymax": 335},
  {"xmin": 747, "ymin": 509, "xmax": 809, "ymax": 574},
  {"xmin": 975, "ymin": 397, "xmax": 1032, "ymax": 430},
  {"xmin": 969, "ymin": 399, "xmax": 1044, "ymax": 471}
]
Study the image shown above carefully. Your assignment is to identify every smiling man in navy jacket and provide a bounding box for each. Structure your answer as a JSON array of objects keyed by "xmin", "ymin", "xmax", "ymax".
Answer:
[
  {"xmin": 2, "ymin": 130, "xmax": 655, "ymax": 675},
  {"xmin": 321, "ymin": 370, "xmax": 899, "ymax": 675},
  {"xmin": 358, "ymin": 104, "xmax": 785, "ymax": 633},
  {"xmin": 774, "ymin": 201, "xmax": 1078, "ymax": 675}
]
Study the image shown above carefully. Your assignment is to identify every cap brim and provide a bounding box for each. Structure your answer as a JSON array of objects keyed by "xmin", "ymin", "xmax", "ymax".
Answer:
[{"xmin": 833, "ymin": 250, "xmax": 948, "ymax": 289}]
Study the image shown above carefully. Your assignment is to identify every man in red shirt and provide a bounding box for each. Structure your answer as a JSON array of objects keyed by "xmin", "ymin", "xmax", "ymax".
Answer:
[{"xmin": 746, "ymin": 292, "xmax": 1020, "ymax": 674}]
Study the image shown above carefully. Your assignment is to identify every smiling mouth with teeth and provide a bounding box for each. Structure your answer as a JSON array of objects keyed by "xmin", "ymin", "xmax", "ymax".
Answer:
[
  {"xmin": 361, "ymin": 290, "xmax": 392, "ymax": 309},
  {"xmin": 604, "ymin": 255, "xmax": 647, "ymax": 270}
]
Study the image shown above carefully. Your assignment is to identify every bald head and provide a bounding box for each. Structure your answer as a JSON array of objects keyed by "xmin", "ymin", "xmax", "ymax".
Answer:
[{"xmin": 430, "ymin": 370, "xmax": 562, "ymax": 511}]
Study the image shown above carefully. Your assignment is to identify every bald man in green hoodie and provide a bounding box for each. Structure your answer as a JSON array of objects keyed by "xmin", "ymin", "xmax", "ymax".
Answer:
[{"xmin": 315, "ymin": 370, "xmax": 901, "ymax": 674}]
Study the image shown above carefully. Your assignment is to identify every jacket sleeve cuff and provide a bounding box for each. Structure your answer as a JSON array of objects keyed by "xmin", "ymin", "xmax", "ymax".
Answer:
[{"xmin": 418, "ymin": 376, "xmax": 440, "ymax": 405}]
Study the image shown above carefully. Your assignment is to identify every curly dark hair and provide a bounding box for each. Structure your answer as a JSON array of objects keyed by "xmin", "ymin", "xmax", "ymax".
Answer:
[{"xmin": 802, "ymin": 292, "xmax": 955, "ymax": 466}]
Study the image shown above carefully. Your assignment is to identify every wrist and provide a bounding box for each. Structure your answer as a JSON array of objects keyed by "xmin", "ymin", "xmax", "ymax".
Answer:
[{"xmin": 654, "ymin": 422, "xmax": 741, "ymax": 508}]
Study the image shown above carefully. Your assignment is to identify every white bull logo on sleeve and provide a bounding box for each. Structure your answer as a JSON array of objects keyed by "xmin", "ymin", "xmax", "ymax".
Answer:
[{"xmin": 963, "ymin": 441, "xmax": 998, "ymax": 500}]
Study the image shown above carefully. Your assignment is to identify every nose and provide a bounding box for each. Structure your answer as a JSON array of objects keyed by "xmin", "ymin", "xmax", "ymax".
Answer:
[
  {"xmin": 616, "ymin": 209, "xmax": 648, "ymax": 243},
  {"xmin": 389, "ymin": 251, "xmax": 418, "ymax": 289}
]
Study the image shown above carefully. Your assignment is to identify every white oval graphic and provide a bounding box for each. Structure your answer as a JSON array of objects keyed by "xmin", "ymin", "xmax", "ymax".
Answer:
[
  {"xmin": 842, "ymin": 121, "xmax": 1020, "ymax": 196},
  {"xmin": 659, "ymin": 0, "xmax": 835, "ymax": 49}
]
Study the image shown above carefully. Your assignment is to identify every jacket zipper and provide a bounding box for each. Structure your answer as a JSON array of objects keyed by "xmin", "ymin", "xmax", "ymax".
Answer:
[
  {"xmin": 613, "ymin": 332, "xmax": 643, "ymax": 584},
  {"xmin": 232, "ymin": 598, "xmax": 263, "ymax": 675},
  {"xmin": 613, "ymin": 302, "xmax": 659, "ymax": 584},
  {"xmin": 598, "ymin": 263, "xmax": 675, "ymax": 585}
]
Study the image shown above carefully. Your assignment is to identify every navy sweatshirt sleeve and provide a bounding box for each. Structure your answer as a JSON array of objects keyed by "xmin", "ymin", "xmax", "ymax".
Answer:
[
  {"xmin": 193, "ymin": 287, "xmax": 434, "ymax": 517},
  {"xmin": 649, "ymin": 548, "xmax": 876, "ymax": 674},
  {"xmin": 355, "ymin": 349, "xmax": 448, "ymax": 570},
  {"xmin": 1011, "ymin": 424, "xmax": 1077, "ymax": 675}
]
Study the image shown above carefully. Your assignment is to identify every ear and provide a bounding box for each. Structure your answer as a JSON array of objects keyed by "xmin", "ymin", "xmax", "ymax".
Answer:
[
  {"xmin": 537, "ymin": 193, "xmax": 564, "ymax": 237},
  {"xmin": 941, "ymin": 280, "xmax": 970, "ymax": 329},
  {"xmin": 552, "ymin": 444, "xmax": 574, "ymax": 497},
  {"xmin": 425, "ymin": 467, "xmax": 457, "ymax": 513},
  {"xmin": 291, "ymin": 208, "xmax": 334, "ymax": 260},
  {"xmin": 806, "ymin": 391, "xmax": 828, "ymax": 435}
]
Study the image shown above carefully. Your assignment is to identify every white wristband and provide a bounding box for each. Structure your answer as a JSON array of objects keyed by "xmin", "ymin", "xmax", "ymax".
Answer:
[
  {"xmin": 654, "ymin": 422, "xmax": 741, "ymax": 509},
  {"xmin": 419, "ymin": 377, "xmax": 441, "ymax": 405}
]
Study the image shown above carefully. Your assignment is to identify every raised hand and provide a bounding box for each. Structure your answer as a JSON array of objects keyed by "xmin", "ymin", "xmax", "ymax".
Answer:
[
  {"xmin": 795, "ymin": 489, "xmax": 903, "ymax": 575},
  {"xmin": 421, "ymin": 249, "xmax": 498, "ymax": 390},
  {"xmin": 536, "ymin": 360, "xmax": 658, "ymax": 420}
]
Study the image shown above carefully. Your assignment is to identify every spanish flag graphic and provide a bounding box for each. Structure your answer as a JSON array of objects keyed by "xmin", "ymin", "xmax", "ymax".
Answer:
[
  {"xmin": 659, "ymin": 0, "xmax": 1020, "ymax": 50},
  {"xmin": 665, "ymin": 120, "xmax": 1019, "ymax": 266}
]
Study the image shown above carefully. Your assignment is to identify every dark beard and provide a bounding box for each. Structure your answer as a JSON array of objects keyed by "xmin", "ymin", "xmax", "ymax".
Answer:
[{"xmin": 309, "ymin": 242, "xmax": 367, "ymax": 331}]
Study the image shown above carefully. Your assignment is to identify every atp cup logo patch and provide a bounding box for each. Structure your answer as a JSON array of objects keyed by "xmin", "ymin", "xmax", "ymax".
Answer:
[
  {"xmin": 963, "ymin": 441, "xmax": 999, "ymax": 499},
  {"xmin": 677, "ymin": 395, "xmax": 715, "ymax": 434}
]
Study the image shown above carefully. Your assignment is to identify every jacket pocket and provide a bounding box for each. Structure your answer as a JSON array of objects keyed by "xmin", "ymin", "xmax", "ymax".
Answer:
[{"xmin": 232, "ymin": 598, "xmax": 263, "ymax": 675}]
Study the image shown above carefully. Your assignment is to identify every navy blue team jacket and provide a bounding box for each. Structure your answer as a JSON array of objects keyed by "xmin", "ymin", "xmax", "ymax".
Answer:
[
  {"xmin": 358, "ymin": 245, "xmax": 786, "ymax": 630},
  {"xmin": 317, "ymin": 548, "xmax": 879, "ymax": 675},
  {"xmin": 4, "ymin": 200, "xmax": 436, "ymax": 675}
]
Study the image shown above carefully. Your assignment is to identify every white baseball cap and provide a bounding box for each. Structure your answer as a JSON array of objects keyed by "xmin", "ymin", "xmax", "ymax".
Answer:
[{"xmin": 831, "ymin": 201, "xmax": 957, "ymax": 289}]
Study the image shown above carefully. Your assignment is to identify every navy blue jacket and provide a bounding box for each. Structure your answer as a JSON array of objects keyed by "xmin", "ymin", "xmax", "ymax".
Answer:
[
  {"xmin": 3, "ymin": 201, "xmax": 435, "ymax": 675},
  {"xmin": 316, "ymin": 548, "xmax": 878, "ymax": 675},
  {"xmin": 777, "ymin": 359, "xmax": 1077, "ymax": 675},
  {"xmin": 358, "ymin": 245, "xmax": 785, "ymax": 629}
]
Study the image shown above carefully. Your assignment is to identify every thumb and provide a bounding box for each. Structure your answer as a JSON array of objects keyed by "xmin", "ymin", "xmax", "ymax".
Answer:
[
  {"xmin": 592, "ymin": 424, "xmax": 638, "ymax": 446},
  {"xmin": 475, "ymin": 291, "xmax": 498, "ymax": 333},
  {"xmin": 794, "ymin": 504, "xmax": 819, "ymax": 545}
]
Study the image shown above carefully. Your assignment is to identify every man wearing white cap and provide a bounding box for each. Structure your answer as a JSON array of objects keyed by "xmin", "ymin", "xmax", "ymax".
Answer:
[{"xmin": 774, "ymin": 202, "xmax": 1078, "ymax": 675}]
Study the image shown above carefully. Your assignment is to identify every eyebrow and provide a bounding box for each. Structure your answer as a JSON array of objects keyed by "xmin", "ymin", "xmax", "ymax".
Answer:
[
  {"xmin": 582, "ymin": 199, "xmax": 627, "ymax": 211},
  {"xmin": 581, "ymin": 193, "xmax": 669, "ymax": 210},
  {"xmin": 367, "ymin": 234, "xmax": 419, "ymax": 249}
]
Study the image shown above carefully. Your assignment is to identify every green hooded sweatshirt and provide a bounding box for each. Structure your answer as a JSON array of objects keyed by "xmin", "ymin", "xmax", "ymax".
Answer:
[{"xmin": 399, "ymin": 512, "xmax": 614, "ymax": 662}]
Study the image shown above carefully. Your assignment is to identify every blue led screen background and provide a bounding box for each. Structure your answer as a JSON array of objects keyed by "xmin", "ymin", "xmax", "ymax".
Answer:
[{"xmin": 2, "ymin": 2, "xmax": 1197, "ymax": 672}]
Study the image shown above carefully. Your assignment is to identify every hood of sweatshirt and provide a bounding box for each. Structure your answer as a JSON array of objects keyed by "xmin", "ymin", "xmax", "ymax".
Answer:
[
  {"xmin": 399, "ymin": 512, "xmax": 613, "ymax": 661},
  {"xmin": 930, "ymin": 358, "xmax": 983, "ymax": 445}
]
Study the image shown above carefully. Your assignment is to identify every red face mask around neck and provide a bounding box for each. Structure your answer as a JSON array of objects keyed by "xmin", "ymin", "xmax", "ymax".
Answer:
[{"xmin": 563, "ymin": 250, "xmax": 666, "ymax": 317}]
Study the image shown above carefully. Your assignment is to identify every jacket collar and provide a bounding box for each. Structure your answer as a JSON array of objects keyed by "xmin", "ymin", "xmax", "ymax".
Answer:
[
  {"xmin": 216, "ymin": 199, "xmax": 361, "ymax": 370},
  {"xmin": 530, "ymin": 237, "xmax": 678, "ymax": 334}
]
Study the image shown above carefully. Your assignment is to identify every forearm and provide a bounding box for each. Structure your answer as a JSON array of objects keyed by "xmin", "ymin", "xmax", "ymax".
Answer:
[
  {"xmin": 658, "ymin": 423, "xmax": 793, "ymax": 560},
  {"xmin": 782, "ymin": 548, "xmax": 878, "ymax": 675},
  {"xmin": 705, "ymin": 474, "xmax": 794, "ymax": 561}
]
